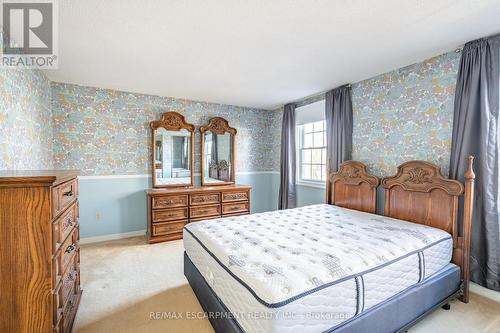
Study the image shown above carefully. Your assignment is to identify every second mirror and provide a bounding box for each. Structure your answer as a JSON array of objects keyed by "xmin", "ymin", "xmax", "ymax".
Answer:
[{"xmin": 200, "ymin": 117, "xmax": 236, "ymax": 186}]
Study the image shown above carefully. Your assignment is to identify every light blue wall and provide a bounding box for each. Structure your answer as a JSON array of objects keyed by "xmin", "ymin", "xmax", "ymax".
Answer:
[
  {"xmin": 243, "ymin": 173, "xmax": 280, "ymax": 213},
  {"xmin": 79, "ymin": 177, "xmax": 150, "ymax": 237},
  {"xmin": 296, "ymin": 185, "xmax": 324, "ymax": 207},
  {"xmin": 78, "ymin": 173, "xmax": 279, "ymax": 238}
]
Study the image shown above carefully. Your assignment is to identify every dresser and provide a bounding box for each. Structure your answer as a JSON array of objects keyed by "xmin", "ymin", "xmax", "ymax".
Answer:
[
  {"xmin": 146, "ymin": 185, "xmax": 252, "ymax": 243},
  {"xmin": 0, "ymin": 171, "xmax": 82, "ymax": 333}
]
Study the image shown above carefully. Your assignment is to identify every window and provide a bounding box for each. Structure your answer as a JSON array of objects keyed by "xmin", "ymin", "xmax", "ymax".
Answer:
[{"xmin": 297, "ymin": 120, "xmax": 327, "ymax": 184}]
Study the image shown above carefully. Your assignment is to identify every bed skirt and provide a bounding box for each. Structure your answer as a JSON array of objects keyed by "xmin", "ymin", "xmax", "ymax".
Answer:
[{"xmin": 184, "ymin": 252, "xmax": 461, "ymax": 333}]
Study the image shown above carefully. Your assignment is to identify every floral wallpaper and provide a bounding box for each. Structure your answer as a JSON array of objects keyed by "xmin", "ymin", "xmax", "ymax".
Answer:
[
  {"xmin": 51, "ymin": 83, "xmax": 281, "ymax": 175},
  {"xmin": 0, "ymin": 68, "xmax": 53, "ymax": 170},
  {"xmin": 351, "ymin": 51, "xmax": 460, "ymax": 176}
]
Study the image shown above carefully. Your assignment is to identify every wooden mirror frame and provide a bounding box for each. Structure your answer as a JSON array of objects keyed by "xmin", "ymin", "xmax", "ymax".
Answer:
[
  {"xmin": 200, "ymin": 117, "xmax": 237, "ymax": 186},
  {"xmin": 150, "ymin": 112, "xmax": 195, "ymax": 188}
]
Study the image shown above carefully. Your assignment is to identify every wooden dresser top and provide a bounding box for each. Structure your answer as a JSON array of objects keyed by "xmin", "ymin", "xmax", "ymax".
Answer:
[
  {"xmin": 146, "ymin": 184, "xmax": 252, "ymax": 196},
  {"xmin": 0, "ymin": 170, "xmax": 79, "ymax": 186}
]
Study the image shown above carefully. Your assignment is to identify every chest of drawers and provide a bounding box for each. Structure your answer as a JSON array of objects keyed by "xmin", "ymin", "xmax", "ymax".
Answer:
[
  {"xmin": 0, "ymin": 170, "xmax": 81, "ymax": 333},
  {"xmin": 146, "ymin": 185, "xmax": 251, "ymax": 243}
]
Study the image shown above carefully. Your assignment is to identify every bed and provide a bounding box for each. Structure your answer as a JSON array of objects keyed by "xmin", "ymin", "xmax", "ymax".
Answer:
[{"xmin": 183, "ymin": 158, "xmax": 475, "ymax": 333}]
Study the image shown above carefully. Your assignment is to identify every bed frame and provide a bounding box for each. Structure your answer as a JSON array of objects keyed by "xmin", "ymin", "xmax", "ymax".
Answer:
[
  {"xmin": 328, "ymin": 160, "xmax": 379, "ymax": 213},
  {"xmin": 185, "ymin": 157, "xmax": 476, "ymax": 333},
  {"xmin": 329, "ymin": 157, "xmax": 475, "ymax": 303}
]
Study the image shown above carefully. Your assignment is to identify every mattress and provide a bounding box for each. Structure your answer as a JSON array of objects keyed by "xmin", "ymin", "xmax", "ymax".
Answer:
[{"xmin": 183, "ymin": 204, "xmax": 453, "ymax": 333}]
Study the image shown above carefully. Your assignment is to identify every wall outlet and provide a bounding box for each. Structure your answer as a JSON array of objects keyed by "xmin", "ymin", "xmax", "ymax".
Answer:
[{"xmin": 96, "ymin": 212, "xmax": 101, "ymax": 221}]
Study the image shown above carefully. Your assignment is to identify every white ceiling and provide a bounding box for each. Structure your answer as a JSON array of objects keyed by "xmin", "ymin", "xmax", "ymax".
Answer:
[{"xmin": 45, "ymin": 0, "xmax": 500, "ymax": 109}]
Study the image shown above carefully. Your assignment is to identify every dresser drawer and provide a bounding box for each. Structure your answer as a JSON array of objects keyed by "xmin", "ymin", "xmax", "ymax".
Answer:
[
  {"xmin": 53, "ymin": 202, "xmax": 78, "ymax": 252},
  {"xmin": 190, "ymin": 204, "xmax": 221, "ymax": 218},
  {"xmin": 222, "ymin": 191, "xmax": 249, "ymax": 202},
  {"xmin": 189, "ymin": 193, "xmax": 220, "ymax": 206},
  {"xmin": 222, "ymin": 201, "xmax": 249, "ymax": 214},
  {"xmin": 152, "ymin": 220, "xmax": 187, "ymax": 236},
  {"xmin": 54, "ymin": 226, "xmax": 79, "ymax": 285},
  {"xmin": 62, "ymin": 265, "xmax": 78, "ymax": 309},
  {"xmin": 152, "ymin": 207, "xmax": 188, "ymax": 222},
  {"xmin": 55, "ymin": 280, "xmax": 81, "ymax": 333},
  {"xmin": 152, "ymin": 195, "xmax": 188, "ymax": 209},
  {"xmin": 53, "ymin": 256, "xmax": 78, "ymax": 323},
  {"xmin": 146, "ymin": 185, "xmax": 252, "ymax": 244},
  {"xmin": 62, "ymin": 285, "xmax": 76, "ymax": 318},
  {"xmin": 62, "ymin": 287, "xmax": 80, "ymax": 333},
  {"xmin": 52, "ymin": 179, "xmax": 78, "ymax": 218}
]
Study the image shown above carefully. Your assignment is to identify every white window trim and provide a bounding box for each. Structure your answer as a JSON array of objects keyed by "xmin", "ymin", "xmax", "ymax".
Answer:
[{"xmin": 295, "ymin": 120, "xmax": 327, "ymax": 187}]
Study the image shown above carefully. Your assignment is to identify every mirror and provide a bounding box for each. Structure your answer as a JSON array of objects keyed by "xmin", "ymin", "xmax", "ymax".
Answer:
[
  {"xmin": 154, "ymin": 129, "xmax": 191, "ymax": 185},
  {"xmin": 151, "ymin": 112, "xmax": 194, "ymax": 188},
  {"xmin": 200, "ymin": 117, "xmax": 236, "ymax": 186}
]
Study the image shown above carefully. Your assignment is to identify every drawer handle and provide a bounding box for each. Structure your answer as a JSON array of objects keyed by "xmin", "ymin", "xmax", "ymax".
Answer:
[
  {"xmin": 63, "ymin": 189, "xmax": 73, "ymax": 197},
  {"xmin": 161, "ymin": 199, "xmax": 185, "ymax": 205},
  {"xmin": 163, "ymin": 210, "xmax": 184, "ymax": 216},
  {"xmin": 66, "ymin": 299, "xmax": 75, "ymax": 314},
  {"xmin": 196, "ymin": 209, "xmax": 215, "ymax": 215},
  {"xmin": 64, "ymin": 270, "xmax": 77, "ymax": 284},
  {"xmin": 65, "ymin": 244, "xmax": 76, "ymax": 254}
]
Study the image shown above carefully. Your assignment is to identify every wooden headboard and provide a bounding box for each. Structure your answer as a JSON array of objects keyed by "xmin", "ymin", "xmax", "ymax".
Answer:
[
  {"xmin": 328, "ymin": 160, "xmax": 379, "ymax": 213},
  {"xmin": 381, "ymin": 157, "xmax": 475, "ymax": 303}
]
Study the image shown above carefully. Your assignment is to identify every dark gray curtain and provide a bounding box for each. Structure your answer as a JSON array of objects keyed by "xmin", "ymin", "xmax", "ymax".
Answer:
[
  {"xmin": 325, "ymin": 85, "xmax": 353, "ymax": 175},
  {"xmin": 449, "ymin": 36, "xmax": 500, "ymax": 291},
  {"xmin": 278, "ymin": 103, "xmax": 297, "ymax": 209}
]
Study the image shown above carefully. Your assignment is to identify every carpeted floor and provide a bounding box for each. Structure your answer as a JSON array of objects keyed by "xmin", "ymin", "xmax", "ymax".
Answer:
[{"xmin": 73, "ymin": 236, "xmax": 500, "ymax": 333}]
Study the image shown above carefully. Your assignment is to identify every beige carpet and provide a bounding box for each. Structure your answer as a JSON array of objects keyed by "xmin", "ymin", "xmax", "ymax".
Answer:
[{"xmin": 74, "ymin": 236, "xmax": 500, "ymax": 333}]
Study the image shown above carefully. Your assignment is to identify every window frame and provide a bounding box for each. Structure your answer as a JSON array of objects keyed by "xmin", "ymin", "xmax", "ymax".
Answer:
[{"xmin": 296, "ymin": 120, "xmax": 327, "ymax": 189}]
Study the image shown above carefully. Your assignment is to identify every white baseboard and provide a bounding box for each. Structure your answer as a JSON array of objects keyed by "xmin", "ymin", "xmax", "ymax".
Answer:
[{"xmin": 80, "ymin": 229, "xmax": 147, "ymax": 245}]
